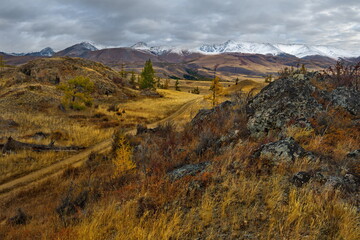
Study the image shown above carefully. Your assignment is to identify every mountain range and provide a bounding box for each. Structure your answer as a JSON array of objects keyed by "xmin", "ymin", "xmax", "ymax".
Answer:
[
  {"xmin": 4, "ymin": 40, "xmax": 358, "ymax": 59},
  {"xmin": 1, "ymin": 41, "xmax": 359, "ymax": 80}
]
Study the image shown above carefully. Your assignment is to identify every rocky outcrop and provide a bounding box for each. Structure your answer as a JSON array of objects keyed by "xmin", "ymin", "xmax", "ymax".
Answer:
[
  {"xmin": 330, "ymin": 87, "xmax": 360, "ymax": 116},
  {"xmin": 253, "ymin": 138, "xmax": 315, "ymax": 165},
  {"xmin": 167, "ymin": 162, "xmax": 210, "ymax": 181},
  {"xmin": 246, "ymin": 74, "xmax": 322, "ymax": 134}
]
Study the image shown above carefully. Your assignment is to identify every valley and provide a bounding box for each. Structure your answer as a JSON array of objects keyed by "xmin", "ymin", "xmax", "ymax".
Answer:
[{"xmin": 0, "ymin": 52, "xmax": 358, "ymax": 240}]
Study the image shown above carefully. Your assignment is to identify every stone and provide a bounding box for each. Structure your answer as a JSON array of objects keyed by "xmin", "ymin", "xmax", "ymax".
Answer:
[
  {"xmin": 330, "ymin": 87, "xmax": 360, "ymax": 116},
  {"xmin": 253, "ymin": 138, "xmax": 315, "ymax": 165},
  {"xmin": 167, "ymin": 162, "xmax": 210, "ymax": 181},
  {"xmin": 246, "ymin": 75, "xmax": 322, "ymax": 134}
]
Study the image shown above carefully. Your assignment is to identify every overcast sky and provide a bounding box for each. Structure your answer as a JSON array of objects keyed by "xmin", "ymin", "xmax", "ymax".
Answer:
[{"xmin": 1, "ymin": 0, "xmax": 360, "ymax": 53}]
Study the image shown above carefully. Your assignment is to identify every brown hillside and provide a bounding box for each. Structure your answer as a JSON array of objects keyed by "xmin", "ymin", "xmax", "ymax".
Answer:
[{"xmin": 0, "ymin": 57, "xmax": 133, "ymax": 113}]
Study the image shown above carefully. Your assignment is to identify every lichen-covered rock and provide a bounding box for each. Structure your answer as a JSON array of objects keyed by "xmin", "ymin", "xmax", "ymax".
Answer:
[
  {"xmin": 167, "ymin": 162, "xmax": 210, "ymax": 181},
  {"xmin": 291, "ymin": 171, "xmax": 311, "ymax": 187},
  {"xmin": 330, "ymin": 87, "xmax": 360, "ymax": 116},
  {"xmin": 246, "ymin": 75, "xmax": 322, "ymax": 134},
  {"xmin": 344, "ymin": 149, "xmax": 360, "ymax": 178},
  {"xmin": 253, "ymin": 138, "xmax": 315, "ymax": 164}
]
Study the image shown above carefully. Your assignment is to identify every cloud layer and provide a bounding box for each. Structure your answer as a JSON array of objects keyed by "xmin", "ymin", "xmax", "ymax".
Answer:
[{"xmin": 1, "ymin": 0, "xmax": 360, "ymax": 53}]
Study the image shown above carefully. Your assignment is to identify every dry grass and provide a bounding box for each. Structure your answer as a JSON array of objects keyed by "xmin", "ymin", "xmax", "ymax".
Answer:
[
  {"xmin": 1, "ymin": 74, "xmax": 359, "ymax": 239},
  {"xmin": 118, "ymin": 89, "xmax": 202, "ymax": 124}
]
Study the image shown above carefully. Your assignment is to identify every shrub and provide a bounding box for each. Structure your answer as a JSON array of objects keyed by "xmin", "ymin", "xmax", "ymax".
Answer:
[
  {"xmin": 323, "ymin": 60, "xmax": 360, "ymax": 91},
  {"xmin": 190, "ymin": 87, "xmax": 200, "ymax": 94}
]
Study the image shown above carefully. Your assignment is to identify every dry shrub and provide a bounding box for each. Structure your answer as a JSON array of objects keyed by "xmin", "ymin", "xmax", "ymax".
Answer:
[{"xmin": 323, "ymin": 60, "xmax": 360, "ymax": 91}]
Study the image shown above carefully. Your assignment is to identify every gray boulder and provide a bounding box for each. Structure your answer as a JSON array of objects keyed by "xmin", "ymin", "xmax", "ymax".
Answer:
[
  {"xmin": 253, "ymin": 138, "xmax": 315, "ymax": 165},
  {"xmin": 167, "ymin": 162, "xmax": 210, "ymax": 181},
  {"xmin": 246, "ymin": 75, "xmax": 322, "ymax": 134},
  {"xmin": 330, "ymin": 87, "xmax": 360, "ymax": 116}
]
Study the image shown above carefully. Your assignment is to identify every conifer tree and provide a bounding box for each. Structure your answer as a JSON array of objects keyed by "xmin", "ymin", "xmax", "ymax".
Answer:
[
  {"xmin": 139, "ymin": 59, "xmax": 155, "ymax": 89},
  {"xmin": 120, "ymin": 63, "xmax": 127, "ymax": 78},
  {"xmin": 130, "ymin": 71, "xmax": 136, "ymax": 88},
  {"xmin": 209, "ymin": 76, "xmax": 222, "ymax": 106},
  {"xmin": 175, "ymin": 79, "xmax": 180, "ymax": 91}
]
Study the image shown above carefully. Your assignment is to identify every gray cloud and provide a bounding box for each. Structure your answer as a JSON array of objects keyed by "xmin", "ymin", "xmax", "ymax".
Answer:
[{"xmin": 0, "ymin": 0, "xmax": 360, "ymax": 53}]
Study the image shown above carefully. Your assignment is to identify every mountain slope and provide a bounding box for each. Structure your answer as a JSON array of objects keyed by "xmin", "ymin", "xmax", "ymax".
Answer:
[{"xmin": 55, "ymin": 42, "xmax": 98, "ymax": 57}]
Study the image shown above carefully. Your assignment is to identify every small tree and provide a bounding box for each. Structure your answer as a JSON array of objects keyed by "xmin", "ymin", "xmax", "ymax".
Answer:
[
  {"xmin": 209, "ymin": 76, "xmax": 223, "ymax": 106},
  {"xmin": 130, "ymin": 71, "xmax": 136, "ymax": 88},
  {"xmin": 156, "ymin": 77, "xmax": 161, "ymax": 88},
  {"xmin": 58, "ymin": 76, "xmax": 95, "ymax": 110},
  {"xmin": 120, "ymin": 64, "xmax": 127, "ymax": 78},
  {"xmin": 0, "ymin": 55, "xmax": 5, "ymax": 71},
  {"xmin": 112, "ymin": 133, "xmax": 136, "ymax": 177},
  {"xmin": 163, "ymin": 79, "xmax": 170, "ymax": 89},
  {"xmin": 140, "ymin": 59, "xmax": 155, "ymax": 89},
  {"xmin": 264, "ymin": 74, "xmax": 273, "ymax": 83},
  {"xmin": 235, "ymin": 78, "xmax": 239, "ymax": 85},
  {"xmin": 300, "ymin": 64, "xmax": 307, "ymax": 74},
  {"xmin": 175, "ymin": 79, "xmax": 180, "ymax": 91}
]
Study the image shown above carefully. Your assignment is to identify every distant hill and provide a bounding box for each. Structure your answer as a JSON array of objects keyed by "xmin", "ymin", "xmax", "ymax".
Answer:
[{"xmin": 0, "ymin": 57, "xmax": 134, "ymax": 113}]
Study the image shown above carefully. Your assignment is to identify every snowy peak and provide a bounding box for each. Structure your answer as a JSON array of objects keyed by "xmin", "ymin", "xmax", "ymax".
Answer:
[
  {"xmin": 131, "ymin": 42, "xmax": 150, "ymax": 50},
  {"xmin": 77, "ymin": 42, "xmax": 98, "ymax": 51},
  {"xmin": 131, "ymin": 42, "xmax": 187, "ymax": 55},
  {"xmin": 199, "ymin": 41, "xmax": 282, "ymax": 55},
  {"xmin": 9, "ymin": 47, "xmax": 55, "ymax": 57},
  {"xmin": 197, "ymin": 40, "xmax": 356, "ymax": 59},
  {"xmin": 26, "ymin": 47, "xmax": 55, "ymax": 57},
  {"xmin": 130, "ymin": 40, "xmax": 355, "ymax": 59},
  {"xmin": 37, "ymin": 47, "xmax": 55, "ymax": 56}
]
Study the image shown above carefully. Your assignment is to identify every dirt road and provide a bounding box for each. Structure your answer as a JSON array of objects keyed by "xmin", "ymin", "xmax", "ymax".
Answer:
[{"xmin": 0, "ymin": 97, "xmax": 203, "ymax": 199}]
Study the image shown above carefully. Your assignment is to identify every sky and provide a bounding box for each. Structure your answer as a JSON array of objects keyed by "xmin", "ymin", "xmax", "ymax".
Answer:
[{"xmin": 1, "ymin": 0, "xmax": 360, "ymax": 53}]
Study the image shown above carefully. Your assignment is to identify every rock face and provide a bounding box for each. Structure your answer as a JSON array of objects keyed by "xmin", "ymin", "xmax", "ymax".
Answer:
[
  {"xmin": 167, "ymin": 162, "xmax": 210, "ymax": 181},
  {"xmin": 330, "ymin": 87, "xmax": 360, "ymax": 116},
  {"xmin": 246, "ymin": 74, "xmax": 322, "ymax": 134},
  {"xmin": 253, "ymin": 138, "xmax": 315, "ymax": 164}
]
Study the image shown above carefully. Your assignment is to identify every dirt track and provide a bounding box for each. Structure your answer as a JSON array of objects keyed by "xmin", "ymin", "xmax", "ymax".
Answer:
[{"xmin": 0, "ymin": 97, "xmax": 203, "ymax": 199}]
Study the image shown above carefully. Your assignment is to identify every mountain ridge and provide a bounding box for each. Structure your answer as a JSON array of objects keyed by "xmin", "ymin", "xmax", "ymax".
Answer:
[{"xmin": 3, "ymin": 40, "xmax": 357, "ymax": 60}]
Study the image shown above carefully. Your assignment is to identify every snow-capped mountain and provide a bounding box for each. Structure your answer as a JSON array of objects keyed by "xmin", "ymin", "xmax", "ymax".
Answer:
[
  {"xmin": 197, "ymin": 40, "xmax": 356, "ymax": 59},
  {"xmin": 130, "ymin": 40, "xmax": 355, "ymax": 59},
  {"xmin": 55, "ymin": 42, "xmax": 98, "ymax": 57},
  {"xmin": 131, "ymin": 42, "xmax": 150, "ymax": 50},
  {"xmin": 78, "ymin": 42, "xmax": 98, "ymax": 51},
  {"xmin": 9, "ymin": 47, "xmax": 55, "ymax": 57},
  {"xmin": 131, "ymin": 42, "xmax": 189, "ymax": 55},
  {"xmin": 199, "ymin": 40, "xmax": 281, "ymax": 55}
]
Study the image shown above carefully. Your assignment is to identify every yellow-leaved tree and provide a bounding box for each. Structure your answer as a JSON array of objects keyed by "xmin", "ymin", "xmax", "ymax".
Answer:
[
  {"xmin": 208, "ymin": 76, "xmax": 223, "ymax": 106},
  {"xmin": 58, "ymin": 76, "xmax": 95, "ymax": 110},
  {"xmin": 112, "ymin": 134, "xmax": 136, "ymax": 177}
]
